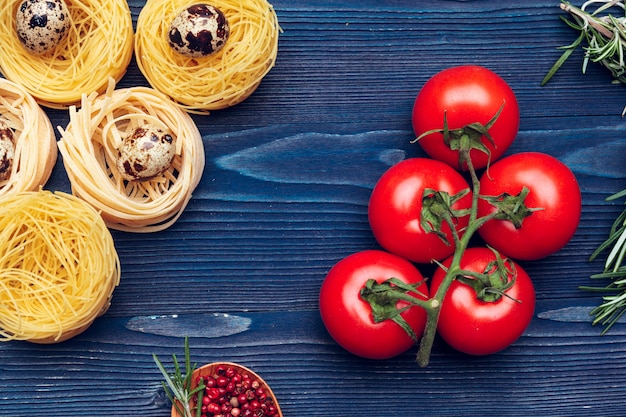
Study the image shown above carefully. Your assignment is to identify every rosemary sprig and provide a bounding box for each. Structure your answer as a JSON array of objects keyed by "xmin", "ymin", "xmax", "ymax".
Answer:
[
  {"xmin": 153, "ymin": 337, "xmax": 206, "ymax": 417},
  {"xmin": 582, "ymin": 190, "xmax": 626, "ymax": 334},
  {"xmin": 542, "ymin": 0, "xmax": 626, "ymax": 114}
]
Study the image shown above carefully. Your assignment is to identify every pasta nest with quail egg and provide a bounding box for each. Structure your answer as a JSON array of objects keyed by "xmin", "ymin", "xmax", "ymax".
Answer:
[
  {"xmin": 135, "ymin": 0, "xmax": 281, "ymax": 114},
  {"xmin": 57, "ymin": 80, "xmax": 206, "ymax": 233},
  {"xmin": 0, "ymin": 77, "xmax": 57, "ymax": 197},
  {"xmin": 0, "ymin": 0, "xmax": 134, "ymax": 109}
]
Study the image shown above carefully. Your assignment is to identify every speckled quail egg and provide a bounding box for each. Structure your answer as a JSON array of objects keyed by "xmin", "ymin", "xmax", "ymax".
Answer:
[
  {"xmin": 168, "ymin": 4, "xmax": 230, "ymax": 58},
  {"xmin": 116, "ymin": 124, "xmax": 176, "ymax": 181},
  {"xmin": 15, "ymin": 0, "xmax": 71, "ymax": 56},
  {"xmin": 0, "ymin": 120, "xmax": 15, "ymax": 182}
]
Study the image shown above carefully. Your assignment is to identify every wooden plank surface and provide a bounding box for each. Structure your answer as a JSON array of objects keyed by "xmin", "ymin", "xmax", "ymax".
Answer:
[{"xmin": 2, "ymin": 0, "xmax": 626, "ymax": 415}]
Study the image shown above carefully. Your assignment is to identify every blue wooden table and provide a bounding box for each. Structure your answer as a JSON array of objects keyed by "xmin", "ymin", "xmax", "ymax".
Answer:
[{"xmin": 2, "ymin": 0, "xmax": 626, "ymax": 415}]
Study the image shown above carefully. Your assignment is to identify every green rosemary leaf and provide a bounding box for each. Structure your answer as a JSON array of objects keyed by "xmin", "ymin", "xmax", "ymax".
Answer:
[
  {"xmin": 153, "ymin": 337, "xmax": 203, "ymax": 417},
  {"xmin": 541, "ymin": 32, "xmax": 584, "ymax": 85},
  {"xmin": 153, "ymin": 354, "xmax": 182, "ymax": 399},
  {"xmin": 608, "ymin": 189, "xmax": 626, "ymax": 200},
  {"xmin": 542, "ymin": 0, "xmax": 626, "ymax": 113},
  {"xmin": 584, "ymin": 189, "xmax": 626, "ymax": 333},
  {"xmin": 587, "ymin": 269, "xmax": 626, "ymax": 280},
  {"xmin": 606, "ymin": 228, "xmax": 626, "ymax": 270}
]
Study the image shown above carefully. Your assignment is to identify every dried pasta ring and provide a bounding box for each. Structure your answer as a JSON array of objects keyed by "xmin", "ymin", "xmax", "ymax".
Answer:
[
  {"xmin": 58, "ymin": 81, "xmax": 206, "ymax": 232},
  {"xmin": 135, "ymin": 0, "xmax": 280, "ymax": 113},
  {"xmin": 0, "ymin": 0, "xmax": 134, "ymax": 108}
]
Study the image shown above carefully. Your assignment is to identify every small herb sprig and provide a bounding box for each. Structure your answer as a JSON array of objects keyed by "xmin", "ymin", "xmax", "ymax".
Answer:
[
  {"xmin": 582, "ymin": 189, "xmax": 626, "ymax": 334},
  {"xmin": 542, "ymin": 0, "xmax": 626, "ymax": 114},
  {"xmin": 153, "ymin": 337, "xmax": 205, "ymax": 417}
]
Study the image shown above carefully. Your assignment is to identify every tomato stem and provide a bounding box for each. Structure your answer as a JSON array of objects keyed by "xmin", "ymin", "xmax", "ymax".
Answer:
[{"xmin": 416, "ymin": 152, "xmax": 486, "ymax": 367}]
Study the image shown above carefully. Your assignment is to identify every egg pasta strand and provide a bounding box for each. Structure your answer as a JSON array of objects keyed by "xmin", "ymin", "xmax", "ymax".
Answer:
[
  {"xmin": 0, "ymin": 0, "xmax": 133, "ymax": 108},
  {"xmin": 135, "ymin": 0, "xmax": 280, "ymax": 113}
]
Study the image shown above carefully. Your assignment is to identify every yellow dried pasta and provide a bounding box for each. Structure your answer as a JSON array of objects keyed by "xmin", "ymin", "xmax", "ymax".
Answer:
[
  {"xmin": 0, "ymin": 190, "xmax": 120, "ymax": 343},
  {"xmin": 58, "ymin": 81, "xmax": 205, "ymax": 232},
  {"xmin": 135, "ymin": 0, "xmax": 280, "ymax": 113},
  {"xmin": 0, "ymin": 78, "xmax": 56, "ymax": 197},
  {"xmin": 0, "ymin": 0, "xmax": 134, "ymax": 108}
]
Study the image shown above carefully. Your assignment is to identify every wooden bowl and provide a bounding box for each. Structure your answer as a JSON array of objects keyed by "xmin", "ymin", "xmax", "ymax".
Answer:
[{"xmin": 171, "ymin": 362, "xmax": 283, "ymax": 417}]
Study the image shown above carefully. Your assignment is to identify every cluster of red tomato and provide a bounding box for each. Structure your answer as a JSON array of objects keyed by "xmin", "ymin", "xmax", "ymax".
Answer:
[{"xmin": 319, "ymin": 65, "xmax": 582, "ymax": 361}]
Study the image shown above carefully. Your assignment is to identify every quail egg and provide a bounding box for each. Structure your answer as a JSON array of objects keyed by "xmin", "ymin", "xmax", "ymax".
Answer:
[
  {"xmin": 168, "ymin": 4, "xmax": 230, "ymax": 58},
  {"xmin": 0, "ymin": 120, "xmax": 15, "ymax": 182},
  {"xmin": 15, "ymin": 0, "xmax": 71, "ymax": 56},
  {"xmin": 116, "ymin": 124, "xmax": 176, "ymax": 181}
]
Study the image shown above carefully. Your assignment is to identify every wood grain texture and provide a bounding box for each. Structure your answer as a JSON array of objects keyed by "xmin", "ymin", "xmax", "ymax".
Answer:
[{"xmin": 2, "ymin": 0, "xmax": 626, "ymax": 416}]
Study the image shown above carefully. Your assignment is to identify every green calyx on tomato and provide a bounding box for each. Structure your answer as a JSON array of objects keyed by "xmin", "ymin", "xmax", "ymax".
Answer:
[
  {"xmin": 421, "ymin": 188, "xmax": 472, "ymax": 245},
  {"xmin": 479, "ymin": 186, "xmax": 539, "ymax": 229},
  {"xmin": 453, "ymin": 247, "xmax": 519, "ymax": 303},
  {"xmin": 412, "ymin": 102, "xmax": 505, "ymax": 171},
  {"xmin": 360, "ymin": 277, "xmax": 431, "ymax": 342}
]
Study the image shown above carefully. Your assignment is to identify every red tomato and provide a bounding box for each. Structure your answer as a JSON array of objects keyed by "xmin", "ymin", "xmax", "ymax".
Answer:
[
  {"xmin": 477, "ymin": 152, "xmax": 581, "ymax": 260},
  {"xmin": 368, "ymin": 158, "xmax": 472, "ymax": 264},
  {"xmin": 412, "ymin": 65, "xmax": 519, "ymax": 170},
  {"xmin": 430, "ymin": 247, "xmax": 535, "ymax": 356},
  {"xmin": 319, "ymin": 250, "xmax": 429, "ymax": 359}
]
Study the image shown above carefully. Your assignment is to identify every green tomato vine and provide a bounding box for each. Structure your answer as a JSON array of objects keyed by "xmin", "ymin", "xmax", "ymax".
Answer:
[{"xmin": 361, "ymin": 113, "xmax": 533, "ymax": 367}]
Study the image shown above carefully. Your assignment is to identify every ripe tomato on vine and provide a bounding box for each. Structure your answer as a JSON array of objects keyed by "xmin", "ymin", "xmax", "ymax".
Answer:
[
  {"xmin": 430, "ymin": 247, "xmax": 536, "ymax": 356},
  {"xmin": 477, "ymin": 152, "xmax": 582, "ymax": 261},
  {"xmin": 412, "ymin": 65, "xmax": 519, "ymax": 171},
  {"xmin": 319, "ymin": 250, "xmax": 429, "ymax": 360},
  {"xmin": 319, "ymin": 65, "xmax": 579, "ymax": 367},
  {"xmin": 368, "ymin": 157, "xmax": 472, "ymax": 264}
]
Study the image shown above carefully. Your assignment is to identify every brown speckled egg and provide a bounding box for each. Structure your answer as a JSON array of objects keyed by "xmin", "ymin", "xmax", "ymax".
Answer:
[
  {"xmin": 15, "ymin": 0, "xmax": 71, "ymax": 55},
  {"xmin": 168, "ymin": 4, "xmax": 230, "ymax": 58},
  {"xmin": 116, "ymin": 124, "xmax": 176, "ymax": 181},
  {"xmin": 0, "ymin": 120, "xmax": 15, "ymax": 182}
]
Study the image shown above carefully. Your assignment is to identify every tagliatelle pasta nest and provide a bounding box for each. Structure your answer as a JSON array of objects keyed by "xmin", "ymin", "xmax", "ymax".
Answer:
[
  {"xmin": 135, "ymin": 0, "xmax": 280, "ymax": 113},
  {"xmin": 0, "ymin": 190, "xmax": 120, "ymax": 343},
  {"xmin": 58, "ymin": 81, "xmax": 206, "ymax": 232},
  {"xmin": 0, "ymin": 0, "xmax": 134, "ymax": 108},
  {"xmin": 0, "ymin": 78, "xmax": 57, "ymax": 197}
]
